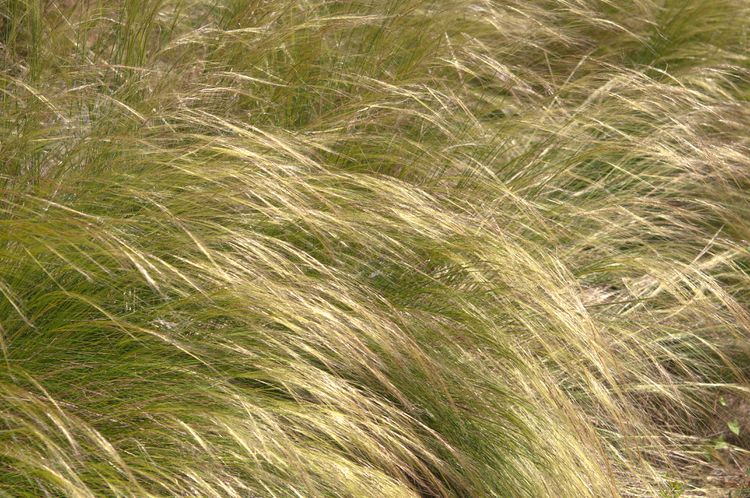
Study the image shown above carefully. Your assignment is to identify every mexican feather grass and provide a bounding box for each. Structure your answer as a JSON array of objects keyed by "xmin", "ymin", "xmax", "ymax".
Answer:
[{"xmin": 2, "ymin": 0, "xmax": 750, "ymax": 496}]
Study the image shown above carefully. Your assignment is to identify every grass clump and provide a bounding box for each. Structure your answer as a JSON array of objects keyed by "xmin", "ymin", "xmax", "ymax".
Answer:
[{"xmin": 2, "ymin": 0, "xmax": 750, "ymax": 496}]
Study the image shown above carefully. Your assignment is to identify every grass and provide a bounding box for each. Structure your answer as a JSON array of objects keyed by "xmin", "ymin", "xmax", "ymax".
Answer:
[{"xmin": 1, "ymin": 0, "xmax": 750, "ymax": 496}]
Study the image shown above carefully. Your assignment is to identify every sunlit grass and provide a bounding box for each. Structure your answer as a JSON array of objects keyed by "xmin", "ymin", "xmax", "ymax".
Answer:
[{"xmin": 1, "ymin": 0, "xmax": 750, "ymax": 496}]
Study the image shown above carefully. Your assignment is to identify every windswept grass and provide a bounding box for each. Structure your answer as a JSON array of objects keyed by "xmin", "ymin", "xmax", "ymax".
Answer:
[{"xmin": 1, "ymin": 0, "xmax": 750, "ymax": 496}]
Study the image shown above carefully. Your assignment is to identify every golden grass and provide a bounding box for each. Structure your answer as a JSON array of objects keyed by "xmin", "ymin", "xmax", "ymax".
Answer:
[{"xmin": 1, "ymin": 0, "xmax": 750, "ymax": 496}]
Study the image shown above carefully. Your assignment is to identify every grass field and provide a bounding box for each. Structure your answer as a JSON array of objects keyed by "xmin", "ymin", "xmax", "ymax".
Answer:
[{"xmin": 2, "ymin": 0, "xmax": 750, "ymax": 496}]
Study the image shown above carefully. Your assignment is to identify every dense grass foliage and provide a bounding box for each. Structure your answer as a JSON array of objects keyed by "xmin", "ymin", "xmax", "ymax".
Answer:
[{"xmin": 2, "ymin": 0, "xmax": 750, "ymax": 496}]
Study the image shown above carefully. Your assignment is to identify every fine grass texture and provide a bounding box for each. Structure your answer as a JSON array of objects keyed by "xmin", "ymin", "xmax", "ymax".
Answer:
[{"xmin": 2, "ymin": 0, "xmax": 750, "ymax": 496}]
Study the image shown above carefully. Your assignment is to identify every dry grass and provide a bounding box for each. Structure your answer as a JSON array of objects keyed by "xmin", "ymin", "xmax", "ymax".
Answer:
[{"xmin": 1, "ymin": 0, "xmax": 750, "ymax": 496}]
